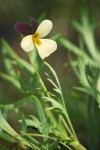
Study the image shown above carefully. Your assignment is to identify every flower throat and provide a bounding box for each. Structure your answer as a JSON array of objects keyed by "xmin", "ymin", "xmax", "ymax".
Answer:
[{"xmin": 32, "ymin": 33, "xmax": 41, "ymax": 45}]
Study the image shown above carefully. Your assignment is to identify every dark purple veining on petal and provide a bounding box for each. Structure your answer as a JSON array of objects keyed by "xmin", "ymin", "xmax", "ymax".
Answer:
[
  {"xmin": 30, "ymin": 17, "xmax": 39, "ymax": 33},
  {"xmin": 15, "ymin": 22, "xmax": 33, "ymax": 36}
]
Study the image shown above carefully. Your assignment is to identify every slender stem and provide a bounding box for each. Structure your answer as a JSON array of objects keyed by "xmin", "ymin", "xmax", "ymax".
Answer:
[
  {"xmin": 27, "ymin": 53, "xmax": 56, "ymax": 124},
  {"xmin": 59, "ymin": 80, "xmax": 77, "ymax": 139},
  {"xmin": 60, "ymin": 142, "xmax": 73, "ymax": 150},
  {"xmin": 60, "ymin": 91, "xmax": 77, "ymax": 138},
  {"xmin": 27, "ymin": 52, "xmax": 80, "ymax": 147},
  {"xmin": 60, "ymin": 87, "xmax": 67, "ymax": 112},
  {"xmin": 23, "ymin": 133, "xmax": 73, "ymax": 150},
  {"xmin": 60, "ymin": 90, "xmax": 77, "ymax": 139},
  {"xmin": 27, "ymin": 53, "xmax": 53, "ymax": 98},
  {"xmin": 60, "ymin": 114, "xmax": 73, "ymax": 136},
  {"xmin": 27, "ymin": 53, "xmax": 47, "ymax": 93},
  {"xmin": 24, "ymin": 133, "xmax": 86, "ymax": 150},
  {"xmin": 64, "ymin": 110, "xmax": 78, "ymax": 139},
  {"xmin": 44, "ymin": 61, "xmax": 76, "ymax": 138}
]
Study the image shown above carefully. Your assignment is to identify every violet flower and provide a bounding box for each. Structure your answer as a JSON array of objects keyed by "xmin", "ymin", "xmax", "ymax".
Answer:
[{"xmin": 15, "ymin": 18, "xmax": 57, "ymax": 59}]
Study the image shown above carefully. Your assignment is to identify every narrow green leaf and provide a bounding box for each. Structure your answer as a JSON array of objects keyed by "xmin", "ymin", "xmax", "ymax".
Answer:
[
  {"xmin": 0, "ymin": 132, "xmax": 15, "ymax": 143},
  {"xmin": 0, "ymin": 112, "xmax": 37, "ymax": 149},
  {"xmin": 47, "ymin": 78, "xmax": 58, "ymax": 89},
  {"xmin": 0, "ymin": 110, "xmax": 18, "ymax": 137},
  {"xmin": 0, "ymin": 97, "xmax": 35, "ymax": 110},
  {"xmin": 44, "ymin": 62, "xmax": 61, "ymax": 89},
  {"xmin": 53, "ymin": 88, "xmax": 62, "ymax": 95},
  {"xmin": 48, "ymin": 137, "xmax": 60, "ymax": 150},
  {"xmin": 31, "ymin": 95, "xmax": 47, "ymax": 126},
  {"xmin": 22, "ymin": 134, "xmax": 46, "ymax": 150},
  {"xmin": 31, "ymin": 116, "xmax": 42, "ymax": 130},
  {"xmin": 0, "ymin": 71, "xmax": 21, "ymax": 90},
  {"xmin": 58, "ymin": 37, "xmax": 89, "ymax": 59},
  {"xmin": 19, "ymin": 117, "xmax": 42, "ymax": 132},
  {"xmin": 45, "ymin": 73, "xmax": 59, "ymax": 93},
  {"xmin": 72, "ymin": 19, "xmax": 83, "ymax": 33},
  {"xmin": 44, "ymin": 97, "xmax": 63, "ymax": 111},
  {"xmin": 58, "ymin": 115, "xmax": 68, "ymax": 138},
  {"xmin": 2, "ymin": 57, "xmax": 16, "ymax": 77},
  {"xmin": 74, "ymin": 86, "xmax": 95, "ymax": 97},
  {"xmin": 31, "ymin": 95, "xmax": 50, "ymax": 143},
  {"xmin": 21, "ymin": 114, "xmax": 27, "ymax": 133},
  {"xmin": 1, "ymin": 38, "xmax": 34, "ymax": 75},
  {"xmin": 38, "ymin": 13, "xmax": 47, "ymax": 23}
]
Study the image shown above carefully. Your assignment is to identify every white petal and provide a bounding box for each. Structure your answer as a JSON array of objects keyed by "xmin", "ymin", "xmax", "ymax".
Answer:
[
  {"xmin": 36, "ymin": 20, "xmax": 53, "ymax": 38},
  {"xmin": 21, "ymin": 35, "xmax": 34, "ymax": 52},
  {"xmin": 35, "ymin": 39, "xmax": 57, "ymax": 59}
]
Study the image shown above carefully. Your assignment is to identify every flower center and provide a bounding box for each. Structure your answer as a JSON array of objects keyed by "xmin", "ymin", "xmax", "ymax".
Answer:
[{"xmin": 32, "ymin": 33, "xmax": 41, "ymax": 45}]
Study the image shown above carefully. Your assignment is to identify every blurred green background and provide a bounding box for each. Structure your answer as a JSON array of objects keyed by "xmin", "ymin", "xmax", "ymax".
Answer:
[{"xmin": 0, "ymin": 0, "xmax": 100, "ymax": 149}]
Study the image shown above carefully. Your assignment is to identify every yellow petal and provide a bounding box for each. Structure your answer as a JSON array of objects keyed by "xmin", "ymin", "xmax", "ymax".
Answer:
[
  {"xmin": 35, "ymin": 39, "xmax": 57, "ymax": 59},
  {"xmin": 36, "ymin": 20, "xmax": 53, "ymax": 38},
  {"xmin": 21, "ymin": 35, "xmax": 34, "ymax": 52}
]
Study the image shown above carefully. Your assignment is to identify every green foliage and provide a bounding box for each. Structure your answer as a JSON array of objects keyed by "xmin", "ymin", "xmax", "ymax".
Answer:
[
  {"xmin": 58, "ymin": 7, "xmax": 100, "ymax": 105},
  {"xmin": 0, "ymin": 37, "xmax": 87, "ymax": 150},
  {"xmin": 1, "ymin": 3, "xmax": 100, "ymax": 149},
  {"xmin": 58, "ymin": 3, "xmax": 100, "ymax": 150}
]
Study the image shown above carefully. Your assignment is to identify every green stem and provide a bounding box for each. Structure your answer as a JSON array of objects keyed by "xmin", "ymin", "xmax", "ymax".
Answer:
[
  {"xmin": 60, "ymin": 89, "xmax": 77, "ymax": 138},
  {"xmin": 23, "ymin": 133, "xmax": 73, "ymax": 150},
  {"xmin": 44, "ymin": 61, "xmax": 76, "ymax": 138},
  {"xmin": 27, "ymin": 53, "xmax": 56, "ymax": 125},
  {"xmin": 59, "ymin": 86, "xmax": 67, "ymax": 112},
  {"xmin": 60, "ymin": 114, "xmax": 74, "ymax": 136},
  {"xmin": 68, "ymin": 140, "xmax": 87, "ymax": 150},
  {"xmin": 64, "ymin": 110, "xmax": 78, "ymax": 139},
  {"xmin": 28, "ymin": 52, "xmax": 78, "ymax": 139},
  {"xmin": 27, "ymin": 53, "xmax": 47, "ymax": 93}
]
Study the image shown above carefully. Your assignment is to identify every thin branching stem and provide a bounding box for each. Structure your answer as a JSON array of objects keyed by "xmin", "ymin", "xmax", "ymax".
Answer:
[
  {"xmin": 23, "ymin": 133, "xmax": 73, "ymax": 150},
  {"xmin": 64, "ymin": 110, "xmax": 78, "ymax": 139},
  {"xmin": 60, "ymin": 90, "xmax": 77, "ymax": 138},
  {"xmin": 57, "ymin": 77, "xmax": 77, "ymax": 138},
  {"xmin": 27, "ymin": 53, "xmax": 57, "ymax": 125},
  {"xmin": 60, "ymin": 114, "xmax": 73, "ymax": 136},
  {"xmin": 28, "ymin": 53, "xmax": 78, "ymax": 140}
]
